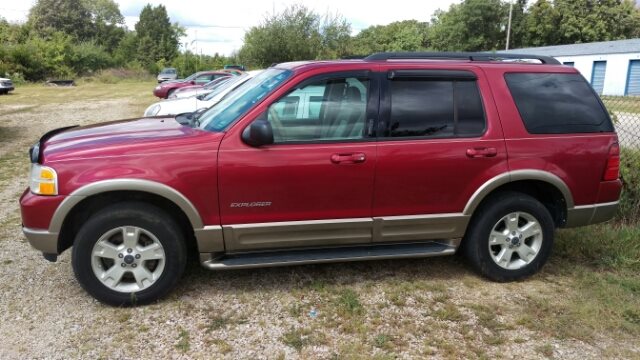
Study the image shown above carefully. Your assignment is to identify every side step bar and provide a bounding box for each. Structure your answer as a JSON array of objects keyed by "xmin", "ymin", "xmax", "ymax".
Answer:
[{"xmin": 200, "ymin": 241, "xmax": 457, "ymax": 270}]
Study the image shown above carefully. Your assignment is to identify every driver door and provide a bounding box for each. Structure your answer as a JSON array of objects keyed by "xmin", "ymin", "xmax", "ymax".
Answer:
[{"xmin": 218, "ymin": 71, "xmax": 379, "ymax": 252}]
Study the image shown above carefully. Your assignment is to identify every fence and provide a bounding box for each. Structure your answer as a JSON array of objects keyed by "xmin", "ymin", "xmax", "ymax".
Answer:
[
  {"xmin": 602, "ymin": 96, "xmax": 640, "ymax": 151},
  {"xmin": 601, "ymin": 96, "xmax": 640, "ymax": 222}
]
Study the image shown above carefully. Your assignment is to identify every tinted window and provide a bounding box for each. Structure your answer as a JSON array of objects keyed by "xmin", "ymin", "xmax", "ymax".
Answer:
[
  {"xmin": 387, "ymin": 78, "xmax": 485, "ymax": 138},
  {"xmin": 505, "ymin": 73, "xmax": 614, "ymax": 134},
  {"xmin": 267, "ymin": 77, "xmax": 369, "ymax": 143}
]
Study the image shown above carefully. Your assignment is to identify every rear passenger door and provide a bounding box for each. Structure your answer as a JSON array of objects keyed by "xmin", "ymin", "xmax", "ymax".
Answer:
[{"xmin": 372, "ymin": 66, "xmax": 509, "ymax": 243}]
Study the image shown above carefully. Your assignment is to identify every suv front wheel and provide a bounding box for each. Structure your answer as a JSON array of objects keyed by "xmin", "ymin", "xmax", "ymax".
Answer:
[
  {"xmin": 72, "ymin": 202, "xmax": 187, "ymax": 305},
  {"xmin": 463, "ymin": 191, "xmax": 554, "ymax": 281}
]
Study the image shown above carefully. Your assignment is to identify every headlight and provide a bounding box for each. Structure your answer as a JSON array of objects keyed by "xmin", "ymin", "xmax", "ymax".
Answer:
[
  {"xmin": 145, "ymin": 104, "xmax": 161, "ymax": 116},
  {"xmin": 30, "ymin": 164, "xmax": 58, "ymax": 196},
  {"xmin": 155, "ymin": 86, "xmax": 161, "ymax": 90}
]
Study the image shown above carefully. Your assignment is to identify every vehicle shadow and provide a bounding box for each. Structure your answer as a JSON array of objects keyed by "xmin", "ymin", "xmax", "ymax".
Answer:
[{"xmin": 176, "ymin": 254, "xmax": 476, "ymax": 296}]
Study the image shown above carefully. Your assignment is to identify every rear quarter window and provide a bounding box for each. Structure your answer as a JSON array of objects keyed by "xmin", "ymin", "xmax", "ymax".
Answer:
[{"xmin": 504, "ymin": 73, "xmax": 614, "ymax": 134}]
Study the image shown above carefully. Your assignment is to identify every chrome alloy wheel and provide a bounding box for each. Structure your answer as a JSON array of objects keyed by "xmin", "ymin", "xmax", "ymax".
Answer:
[
  {"xmin": 91, "ymin": 226, "xmax": 166, "ymax": 293},
  {"xmin": 488, "ymin": 212, "xmax": 543, "ymax": 270}
]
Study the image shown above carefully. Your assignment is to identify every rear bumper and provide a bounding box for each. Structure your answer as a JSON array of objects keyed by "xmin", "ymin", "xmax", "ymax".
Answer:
[
  {"xmin": 23, "ymin": 227, "xmax": 58, "ymax": 254},
  {"xmin": 565, "ymin": 201, "xmax": 619, "ymax": 227}
]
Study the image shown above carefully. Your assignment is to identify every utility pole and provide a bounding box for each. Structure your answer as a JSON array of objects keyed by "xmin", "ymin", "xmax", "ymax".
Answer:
[{"xmin": 506, "ymin": 2, "xmax": 513, "ymax": 50}]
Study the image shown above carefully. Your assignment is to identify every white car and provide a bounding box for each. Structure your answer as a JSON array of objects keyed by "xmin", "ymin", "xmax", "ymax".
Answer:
[
  {"xmin": 144, "ymin": 70, "xmax": 262, "ymax": 117},
  {"xmin": 169, "ymin": 76, "xmax": 231, "ymax": 99},
  {"xmin": 0, "ymin": 77, "xmax": 14, "ymax": 94}
]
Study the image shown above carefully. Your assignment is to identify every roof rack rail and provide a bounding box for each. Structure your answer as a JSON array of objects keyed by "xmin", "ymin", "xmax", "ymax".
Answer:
[{"xmin": 364, "ymin": 52, "xmax": 560, "ymax": 65}]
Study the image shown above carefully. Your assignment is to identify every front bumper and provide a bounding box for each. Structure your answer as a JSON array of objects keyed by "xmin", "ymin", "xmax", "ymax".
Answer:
[
  {"xmin": 23, "ymin": 227, "xmax": 58, "ymax": 254},
  {"xmin": 20, "ymin": 190, "xmax": 66, "ymax": 254},
  {"xmin": 0, "ymin": 86, "xmax": 14, "ymax": 92}
]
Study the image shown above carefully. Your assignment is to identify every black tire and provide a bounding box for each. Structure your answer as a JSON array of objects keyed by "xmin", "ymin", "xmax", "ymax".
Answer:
[
  {"xmin": 72, "ymin": 202, "xmax": 187, "ymax": 306},
  {"xmin": 462, "ymin": 191, "xmax": 554, "ymax": 282}
]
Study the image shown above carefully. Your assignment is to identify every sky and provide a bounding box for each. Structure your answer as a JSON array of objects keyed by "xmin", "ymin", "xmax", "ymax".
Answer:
[{"xmin": 0, "ymin": 0, "xmax": 459, "ymax": 56}]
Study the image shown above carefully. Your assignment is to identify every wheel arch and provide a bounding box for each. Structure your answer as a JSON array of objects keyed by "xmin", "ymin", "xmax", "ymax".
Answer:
[
  {"xmin": 463, "ymin": 170, "xmax": 574, "ymax": 227},
  {"xmin": 52, "ymin": 179, "xmax": 204, "ymax": 254}
]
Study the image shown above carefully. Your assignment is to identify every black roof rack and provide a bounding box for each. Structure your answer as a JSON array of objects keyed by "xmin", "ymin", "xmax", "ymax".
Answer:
[{"xmin": 364, "ymin": 52, "xmax": 560, "ymax": 65}]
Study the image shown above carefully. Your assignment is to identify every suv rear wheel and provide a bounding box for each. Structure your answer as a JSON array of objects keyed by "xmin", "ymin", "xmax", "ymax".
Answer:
[
  {"xmin": 462, "ymin": 191, "xmax": 554, "ymax": 281},
  {"xmin": 71, "ymin": 202, "xmax": 187, "ymax": 305}
]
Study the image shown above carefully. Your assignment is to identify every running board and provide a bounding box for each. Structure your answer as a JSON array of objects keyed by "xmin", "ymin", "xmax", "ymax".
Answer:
[{"xmin": 200, "ymin": 241, "xmax": 457, "ymax": 270}]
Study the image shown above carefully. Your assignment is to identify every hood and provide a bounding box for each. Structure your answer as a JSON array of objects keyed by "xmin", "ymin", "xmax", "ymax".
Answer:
[
  {"xmin": 0, "ymin": 78, "xmax": 9, "ymax": 81},
  {"xmin": 42, "ymin": 117, "xmax": 223, "ymax": 163},
  {"xmin": 146, "ymin": 96, "xmax": 209, "ymax": 116}
]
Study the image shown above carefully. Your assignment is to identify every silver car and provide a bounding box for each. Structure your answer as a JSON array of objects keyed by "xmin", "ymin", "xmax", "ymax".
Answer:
[{"xmin": 157, "ymin": 68, "xmax": 178, "ymax": 83}]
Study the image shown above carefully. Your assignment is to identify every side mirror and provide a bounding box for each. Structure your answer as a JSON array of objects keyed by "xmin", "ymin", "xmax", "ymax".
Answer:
[{"xmin": 242, "ymin": 119, "xmax": 274, "ymax": 147}]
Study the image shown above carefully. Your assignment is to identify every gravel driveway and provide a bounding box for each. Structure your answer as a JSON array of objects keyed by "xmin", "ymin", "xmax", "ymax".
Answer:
[{"xmin": 0, "ymin": 84, "xmax": 638, "ymax": 359}]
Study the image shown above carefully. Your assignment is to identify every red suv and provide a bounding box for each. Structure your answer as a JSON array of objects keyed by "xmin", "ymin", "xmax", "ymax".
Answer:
[
  {"xmin": 153, "ymin": 70, "xmax": 233, "ymax": 98},
  {"xmin": 20, "ymin": 52, "xmax": 622, "ymax": 305}
]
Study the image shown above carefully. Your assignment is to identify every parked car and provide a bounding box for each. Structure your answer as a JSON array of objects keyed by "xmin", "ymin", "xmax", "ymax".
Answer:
[
  {"xmin": 0, "ymin": 77, "xmax": 14, "ymax": 94},
  {"xmin": 153, "ymin": 71, "xmax": 232, "ymax": 99},
  {"xmin": 157, "ymin": 67, "xmax": 178, "ymax": 83},
  {"xmin": 144, "ymin": 70, "xmax": 261, "ymax": 117},
  {"xmin": 21, "ymin": 52, "xmax": 622, "ymax": 305},
  {"xmin": 169, "ymin": 76, "xmax": 232, "ymax": 99}
]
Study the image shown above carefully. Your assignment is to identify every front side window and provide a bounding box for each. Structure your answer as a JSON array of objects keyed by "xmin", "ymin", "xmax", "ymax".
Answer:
[
  {"xmin": 385, "ymin": 77, "xmax": 485, "ymax": 138},
  {"xmin": 266, "ymin": 77, "xmax": 369, "ymax": 143}
]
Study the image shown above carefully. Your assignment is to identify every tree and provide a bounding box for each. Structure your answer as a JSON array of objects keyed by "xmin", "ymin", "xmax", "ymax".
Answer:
[
  {"xmin": 82, "ymin": 0, "xmax": 126, "ymax": 53},
  {"xmin": 429, "ymin": 0, "xmax": 508, "ymax": 51},
  {"xmin": 523, "ymin": 0, "xmax": 561, "ymax": 46},
  {"xmin": 28, "ymin": 0, "xmax": 95, "ymax": 41},
  {"xmin": 554, "ymin": 0, "xmax": 640, "ymax": 44},
  {"xmin": 350, "ymin": 20, "xmax": 429, "ymax": 55},
  {"xmin": 134, "ymin": 4, "xmax": 183, "ymax": 69},
  {"xmin": 239, "ymin": 5, "xmax": 351, "ymax": 67}
]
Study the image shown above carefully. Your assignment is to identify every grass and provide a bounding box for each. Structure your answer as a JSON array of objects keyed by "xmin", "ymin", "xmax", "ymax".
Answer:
[
  {"xmin": 281, "ymin": 327, "xmax": 313, "ymax": 352},
  {"xmin": 336, "ymin": 288, "xmax": 364, "ymax": 316},
  {"xmin": 175, "ymin": 327, "xmax": 190, "ymax": 353},
  {"xmin": 602, "ymin": 95, "xmax": 640, "ymax": 114},
  {"xmin": 0, "ymin": 81, "xmax": 156, "ymax": 108}
]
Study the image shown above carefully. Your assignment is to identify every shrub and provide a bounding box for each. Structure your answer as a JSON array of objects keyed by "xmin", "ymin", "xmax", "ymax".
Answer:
[{"xmin": 618, "ymin": 148, "xmax": 640, "ymax": 223}]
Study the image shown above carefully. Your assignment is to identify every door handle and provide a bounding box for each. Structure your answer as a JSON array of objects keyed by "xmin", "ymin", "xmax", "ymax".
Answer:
[
  {"xmin": 466, "ymin": 147, "xmax": 497, "ymax": 158},
  {"xmin": 330, "ymin": 153, "xmax": 366, "ymax": 164}
]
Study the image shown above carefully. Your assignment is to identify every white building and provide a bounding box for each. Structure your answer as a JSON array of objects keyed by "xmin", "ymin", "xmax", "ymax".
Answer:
[{"xmin": 501, "ymin": 38, "xmax": 640, "ymax": 96}]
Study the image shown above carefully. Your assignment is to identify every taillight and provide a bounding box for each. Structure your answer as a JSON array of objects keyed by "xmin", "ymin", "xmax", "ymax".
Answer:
[{"xmin": 603, "ymin": 143, "xmax": 620, "ymax": 181}]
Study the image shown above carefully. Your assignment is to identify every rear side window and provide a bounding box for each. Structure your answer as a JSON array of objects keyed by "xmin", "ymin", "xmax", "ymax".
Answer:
[
  {"xmin": 386, "ymin": 78, "xmax": 485, "ymax": 138},
  {"xmin": 504, "ymin": 73, "xmax": 614, "ymax": 134}
]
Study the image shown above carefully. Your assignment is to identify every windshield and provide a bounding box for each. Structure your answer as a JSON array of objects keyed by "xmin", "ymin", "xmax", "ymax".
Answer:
[
  {"xmin": 183, "ymin": 72, "xmax": 200, "ymax": 81},
  {"xmin": 199, "ymin": 69, "xmax": 292, "ymax": 132},
  {"xmin": 161, "ymin": 68, "xmax": 176, "ymax": 74},
  {"xmin": 202, "ymin": 74, "xmax": 249, "ymax": 101}
]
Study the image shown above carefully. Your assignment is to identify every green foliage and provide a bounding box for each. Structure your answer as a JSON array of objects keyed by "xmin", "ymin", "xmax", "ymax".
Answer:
[
  {"xmin": 524, "ymin": 0, "xmax": 561, "ymax": 46},
  {"xmin": 134, "ymin": 4, "xmax": 183, "ymax": 72},
  {"xmin": 239, "ymin": 5, "xmax": 351, "ymax": 68},
  {"xmin": 555, "ymin": 223, "xmax": 640, "ymax": 271},
  {"xmin": 618, "ymin": 148, "xmax": 640, "ymax": 223},
  {"xmin": 28, "ymin": 0, "xmax": 95, "ymax": 41},
  {"xmin": 350, "ymin": 20, "xmax": 429, "ymax": 55},
  {"xmin": 429, "ymin": 0, "xmax": 508, "ymax": 51}
]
